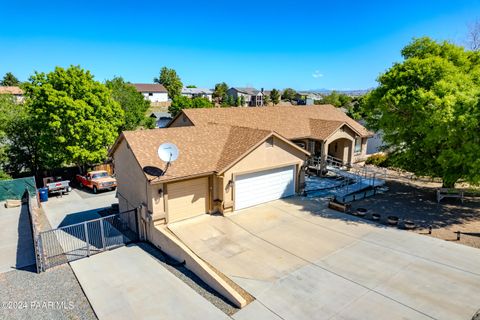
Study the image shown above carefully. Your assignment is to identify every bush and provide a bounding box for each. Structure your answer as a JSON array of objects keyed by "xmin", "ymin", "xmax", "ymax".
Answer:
[{"xmin": 365, "ymin": 154, "xmax": 389, "ymax": 167}]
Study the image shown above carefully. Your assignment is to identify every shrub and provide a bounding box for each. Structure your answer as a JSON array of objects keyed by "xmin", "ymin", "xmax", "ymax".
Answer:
[{"xmin": 365, "ymin": 154, "xmax": 389, "ymax": 167}]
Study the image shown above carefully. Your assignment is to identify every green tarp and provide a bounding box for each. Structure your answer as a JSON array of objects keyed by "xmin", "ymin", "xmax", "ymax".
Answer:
[{"xmin": 0, "ymin": 177, "xmax": 36, "ymax": 202}]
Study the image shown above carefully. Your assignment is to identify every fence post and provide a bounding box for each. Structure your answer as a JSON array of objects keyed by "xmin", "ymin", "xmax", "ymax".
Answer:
[
  {"xmin": 84, "ymin": 222, "xmax": 90, "ymax": 257},
  {"xmin": 99, "ymin": 219, "xmax": 106, "ymax": 251},
  {"xmin": 37, "ymin": 233, "xmax": 45, "ymax": 272}
]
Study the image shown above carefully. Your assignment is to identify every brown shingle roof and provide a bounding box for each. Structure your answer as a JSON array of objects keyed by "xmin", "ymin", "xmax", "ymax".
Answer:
[
  {"xmin": 132, "ymin": 83, "xmax": 168, "ymax": 93},
  {"xmin": 116, "ymin": 124, "xmax": 300, "ymax": 182},
  {"xmin": 0, "ymin": 86, "xmax": 23, "ymax": 95},
  {"xmin": 178, "ymin": 105, "xmax": 372, "ymax": 139}
]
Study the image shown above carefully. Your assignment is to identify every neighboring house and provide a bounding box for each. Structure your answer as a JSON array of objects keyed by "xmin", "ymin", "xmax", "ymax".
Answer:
[
  {"xmin": 0, "ymin": 86, "xmax": 24, "ymax": 103},
  {"xmin": 169, "ymin": 105, "xmax": 372, "ymax": 165},
  {"xmin": 110, "ymin": 124, "xmax": 309, "ymax": 224},
  {"xmin": 132, "ymin": 83, "xmax": 169, "ymax": 103},
  {"xmin": 227, "ymin": 87, "xmax": 264, "ymax": 106},
  {"xmin": 358, "ymin": 119, "xmax": 384, "ymax": 155},
  {"xmin": 150, "ymin": 112, "xmax": 172, "ymax": 128},
  {"xmin": 296, "ymin": 92, "xmax": 316, "ymax": 105},
  {"xmin": 181, "ymin": 87, "xmax": 213, "ymax": 101}
]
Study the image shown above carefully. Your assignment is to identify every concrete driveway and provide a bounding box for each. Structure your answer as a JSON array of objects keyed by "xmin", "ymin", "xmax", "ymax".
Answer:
[
  {"xmin": 168, "ymin": 197, "xmax": 480, "ymax": 320},
  {"xmin": 0, "ymin": 203, "xmax": 35, "ymax": 273},
  {"xmin": 71, "ymin": 244, "xmax": 230, "ymax": 320},
  {"xmin": 43, "ymin": 188, "xmax": 117, "ymax": 228}
]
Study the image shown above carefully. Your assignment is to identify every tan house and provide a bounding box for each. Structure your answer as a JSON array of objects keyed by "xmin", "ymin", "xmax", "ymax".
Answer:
[
  {"xmin": 168, "ymin": 104, "xmax": 372, "ymax": 165},
  {"xmin": 0, "ymin": 86, "xmax": 24, "ymax": 103},
  {"xmin": 109, "ymin": 124, "xmax": 309, "ymax": 225}
]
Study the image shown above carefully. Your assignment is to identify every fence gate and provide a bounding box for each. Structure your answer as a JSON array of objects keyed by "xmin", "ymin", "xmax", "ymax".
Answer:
[{"xmin": 38, "ymin": 209, "xmax": 139, "ymax": 271}]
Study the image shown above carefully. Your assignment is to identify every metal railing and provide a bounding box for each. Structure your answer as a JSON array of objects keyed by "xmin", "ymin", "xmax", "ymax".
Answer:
[{"xmin": 38, "ymin": 209, "xmax": 138, "ymax": 271}]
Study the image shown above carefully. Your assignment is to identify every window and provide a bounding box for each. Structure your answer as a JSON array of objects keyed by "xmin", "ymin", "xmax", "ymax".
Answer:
[
  {"xmin": 354, "ymin": 138, "xmax": 362, "ymax": 153},
  {"xmin": 148, "ymin": 92, "xmax": 153, "ymax": 96}
]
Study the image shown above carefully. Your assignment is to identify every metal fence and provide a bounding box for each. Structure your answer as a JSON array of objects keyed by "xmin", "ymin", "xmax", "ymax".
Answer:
[{"xmin": 38, "ymin": 209, "xmax": 139, "ymax": 271}]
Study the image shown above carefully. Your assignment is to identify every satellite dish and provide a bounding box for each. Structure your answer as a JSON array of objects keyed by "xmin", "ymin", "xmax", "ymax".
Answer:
[
  {"xmin": 143, "ymin": 166, "xmax": 164, "ymax": 177},
  {"xmin": 158, "ymin": 143, "xmax": 179, "ymax": 163}
]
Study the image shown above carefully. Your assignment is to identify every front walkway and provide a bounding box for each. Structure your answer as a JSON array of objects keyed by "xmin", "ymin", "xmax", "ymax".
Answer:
[
  {"xmin": 0, "ymin": 203, "xmax": 35, "ymax": 273},
  {"xmin": 70, "ymin": 244, "xmax": 230, "ymax": 320},
  {"xmin": 168, "ymin": 197, "xmax": 480, "ymax": 320}
]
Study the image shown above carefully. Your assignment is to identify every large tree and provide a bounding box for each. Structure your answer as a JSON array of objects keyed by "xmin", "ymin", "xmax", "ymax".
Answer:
[
  {"xmin": 21, "ymin": 66, "xmax": 124, "ymax": 173},
  {"xmin": 363, "ymin": 37, "xmax": 480, "ymax": 187},
  {"xmin": 168, "ymin": 95, "xmax": 213, "ymax": 117},
  {"xmin": 213, "ymin": 82, "xmax": 229, "ymax": 104},
  {"xmin": 282, "ymin": 88, "xmax": 296, "ymax": 102},
  {"xmin": 106, "ymin": 77, "xmax": 154, "ymax": 131},
  {"xmin": 1, "ymin": 72, "xmax": 20, "ymax": 86},
  {"xmin": 467, "ymin": 19, "xmax": 480, "ymax": 51},
  {"xmin": 270, "ymin": 89, "xmax": 280, "ymax": 105},
  {"xmin": 154, "ymin": 67, "xmax": 183, "ymax": 98}
]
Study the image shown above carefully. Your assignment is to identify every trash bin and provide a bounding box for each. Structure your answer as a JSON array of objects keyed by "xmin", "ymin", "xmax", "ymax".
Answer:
[{"xmin": 39, "ymin": 187, "xmax": 49, "ymax": 202}]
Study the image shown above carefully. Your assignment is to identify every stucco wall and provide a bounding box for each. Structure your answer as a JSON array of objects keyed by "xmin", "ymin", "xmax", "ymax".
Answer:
[
  {"xmin": 221, "ymin": 137, "xmax": 307, "ymax": 212},
  {"xmin": 113, "ymin": 139, "xmax": 148, "ymax": 213},
  {"xmin": 149, "ymin": 225, "xmax": 248, "ymax": 308},
  {"xmin": 149, "ymin": 183, "xmax": 165, "ymax": 221}
]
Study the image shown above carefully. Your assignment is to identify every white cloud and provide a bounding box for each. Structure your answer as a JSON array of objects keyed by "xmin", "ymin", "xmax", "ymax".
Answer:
[{"xmin": 312, "ymin": 70, "xmax": 323, "ymax": 78}]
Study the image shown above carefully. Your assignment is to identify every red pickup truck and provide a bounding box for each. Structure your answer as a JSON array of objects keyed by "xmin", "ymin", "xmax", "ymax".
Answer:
[{"xmin": 76, "ymin": 170, "xmax": 117, "ymax": 194}]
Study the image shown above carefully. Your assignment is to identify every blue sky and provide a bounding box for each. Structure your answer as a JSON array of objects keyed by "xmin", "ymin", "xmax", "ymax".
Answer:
[{"xmin": 1, "ymin": 0, "xmax": 479, "ymax": 90}]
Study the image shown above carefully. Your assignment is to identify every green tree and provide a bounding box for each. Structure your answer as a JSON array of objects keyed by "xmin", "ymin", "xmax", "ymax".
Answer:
[
  {"xmin": 227, "ymin": 95, "xmax": 235, "ymax": 106},
  {"xmin": 154, "ymin": 67, "xmax": 183, "ymax": 98},
  {"xmin": 0, "ymin": 95, "xmax": 20, "ymax": 177},
  {"xmin": 270, "ymin": 89, "xmax": 280, "ymax": 105},
  {"xmin": 282, "ymin": 88, "xmax": 296, "ymax": 101},
  {"xmin": 1, "ymin": 72, "xmax": 20, "ymax": 86},
  {"xmin": 106, "ymin": 77, "xmax": 154, "ymax": 131},
  {"xmin": 363, "ymin": 37, "xmax": 480, "ymax": 187},
  {"xmin": 239, "ymin": 95, "xmax": 245, "ymax": 106},
  {"xmin": 186, "ymin": 85, "xmax": 197, "ymax": 88},
  {"xmin": 213, "ymin": 82, "xmax": 229, "ymax": 104},
  {"xmin": 169, "ymin": 96, "xmax": 212, "ymax": 117},
  {"xmin": 22, "ymin": 66, "xmax": 124, "ymax": 173},
  {"xmin": 263, "ymin": 93, "xmax": 271, "ymax": 106},
  {"xmin": 316, "ymin": 91, "xmax": 352, "ymax": 107}
]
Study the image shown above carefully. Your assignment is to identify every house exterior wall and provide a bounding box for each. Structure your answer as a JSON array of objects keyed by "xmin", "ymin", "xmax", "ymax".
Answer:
[
  {"xmin": 220, "ymin": 137, "xmax": 307, "ymax": 213},
  {"xmin": 366, "ymin": 131, "xmax": 384, "ymax": 155},
  {"xmin": 141, "ymin": 92, "xmax": 168, "ymax": 103},
  {"xmin": 353, "ymin": 138, "xmax": 369, "ymax": 163},
  {"xmin": 113, "ymin": 140, "xmax": 149, "ymax": 213}
]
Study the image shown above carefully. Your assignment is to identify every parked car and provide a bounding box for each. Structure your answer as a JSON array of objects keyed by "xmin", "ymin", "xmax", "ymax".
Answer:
[
  {"xmin": 76, "ymin": 170, "xmax": 117, "ymax": 194},
  {"xmin": 42, "ymin": 176, "xmax": 72, "ymax": 196}
]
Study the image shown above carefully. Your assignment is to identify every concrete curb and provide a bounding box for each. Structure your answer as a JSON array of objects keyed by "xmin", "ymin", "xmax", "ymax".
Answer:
[{"xmin": 149, "ymin": 225, "xmax": 248, "ymax": 308}]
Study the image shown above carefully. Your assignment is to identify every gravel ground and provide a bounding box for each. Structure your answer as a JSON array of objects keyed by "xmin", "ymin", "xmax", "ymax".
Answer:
[
  {"xmin": 137, "ymin": 241, "xmax": 239, "ymax": 316},
  {"xmin": 0, "ymin": 264, "xmax": 97, "ymax": 320}
]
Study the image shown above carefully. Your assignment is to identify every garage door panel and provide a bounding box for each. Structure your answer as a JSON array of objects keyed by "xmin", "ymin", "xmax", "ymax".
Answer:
[
  {"xmin": 235, "ymin": 166, "xmax": 295, "ymax": 210},
  {"xmin": 168, "ymin": 177, "xmax": 208, "ymax": 223}
]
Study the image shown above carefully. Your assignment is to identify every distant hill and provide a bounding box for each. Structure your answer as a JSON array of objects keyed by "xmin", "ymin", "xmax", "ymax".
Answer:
[{"xmin": 306, "ymin": 88, "xmax": 373, "ymax": 97}]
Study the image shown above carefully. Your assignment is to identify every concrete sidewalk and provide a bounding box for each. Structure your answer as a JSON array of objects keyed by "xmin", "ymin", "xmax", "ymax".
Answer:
[
  {"xmin": 71, "ymin": 244, "xmax": 230, "ymax": 320},
  {"xmin": 43, "ymin": 188, "xmax": 116, "ymax": 228},
  {"xmin": 0, "ymin": 203, "xmax": 35, "ymax": 273},
  {"xmin": 169, "ymin": 196, "xmax": 480, "ymax": 320}
]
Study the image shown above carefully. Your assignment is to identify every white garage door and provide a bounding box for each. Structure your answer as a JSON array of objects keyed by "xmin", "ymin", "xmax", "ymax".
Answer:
[{"xmin": 235, "ymin": 166, "xmax": 295, "ymax": 210}]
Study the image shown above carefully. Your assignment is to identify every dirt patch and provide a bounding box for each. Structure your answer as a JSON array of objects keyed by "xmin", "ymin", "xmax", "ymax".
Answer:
[{"xmin": 351, "ymin": 177, "xmax": 480, "ymax": 249}]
